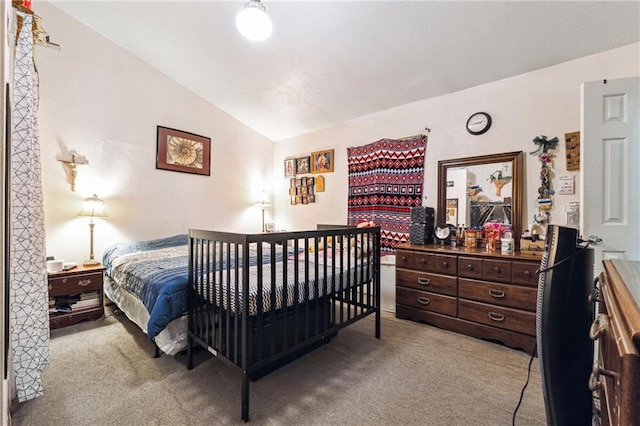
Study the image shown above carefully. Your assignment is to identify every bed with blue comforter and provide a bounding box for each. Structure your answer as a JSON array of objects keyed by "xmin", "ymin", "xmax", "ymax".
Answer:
[{"xmin": 102, "ymin": 234, "xmax": 283, "ymax": 355}]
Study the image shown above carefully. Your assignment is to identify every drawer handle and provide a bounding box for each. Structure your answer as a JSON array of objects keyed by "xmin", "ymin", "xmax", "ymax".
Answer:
[
  {"xmin": 417, "ymin": 297, "xmax": 430, "ymax": 305},
  {"xmin": 589, "ymin": 362, "xmax": 619, "ymax": 392},
  {"xmin": 488, "ymin": 312, "xmax": 505, "ymax": 322},
  {"xmin": 48, "ymin": 284, "xmax": 52, "ymax": 291},
  {"xmin": 419, "ymin": 258, "xmax": 427, "ymax": 264},
  {"xmin": 78, "ymin": 279, "xmax": 92, "ymax": 287},
  {"xmin": 493, "ymin": 267, "xmax": 500, "ymax": 273},
  {"xmin": 488, "ymin": 288, "xmax": 505, "ymax": 298},
  {"xmin": 62, "ymin": 278, "xmax": 68, "ymax": 284},
  {"xmin": 523, "ymin": 270, "xmax": 531, "ymax": 276},
  {"xmin": 442, "ymin": 261, "xmax": 448, "ymax": 267},
  {"xmin": 401, "ymin": 256, "xmax": 408, "ymax": 263},
  {"xmin": 466, "ymin": 264, "xmax": 473, "ymax": 270},
  {"xmin": 589, "ymin": 313, "xmax": 609, "ymax": 340},
  {"xmin": 417, "ymin": 277, "xmax": 431, "ymax": 286}
]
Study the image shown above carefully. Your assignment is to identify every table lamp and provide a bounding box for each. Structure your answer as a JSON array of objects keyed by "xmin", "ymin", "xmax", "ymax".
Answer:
[
  {"xmin": 255, "ymin": 191, "xmax": 271, "ymax": 232},
  {"xmin": 78, "ymin": 194, "xmax": 107, "ymax": 266}
]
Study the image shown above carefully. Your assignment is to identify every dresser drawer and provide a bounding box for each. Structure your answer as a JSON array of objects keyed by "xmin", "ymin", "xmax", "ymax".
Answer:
[
  {"xmin": 483, "ymin": 259, "xmax": 512, "ymax": 283},
  {"xmin": 459, "ymin": 278, "xmax": 537, "ymax": 311},
  {"xmin": 459, "ymin": 256, "xmax": 483, "ymax": 279},
  {"xmin": 396, "ymin": 269, "xmax": 457, "ymax": 296},
  {"xmin": 397, "ymin": 287, "xmax": 457, "ymax": 317},
  {"xmin": 432, "ymin": 254, "xmax": 457, "ymax": 275},
  {"xmin": 48, "ymin": 271, "xmax": 103, "ymax": 297},
  {"xmin": 395, "ymin": 250, "xmax": 434, "ymax": 271},
  {"xmin": 512, "ymin": 261, "xmax": 539, "ymax": 287},
  {"xmin": 458, "ymin": 299, "xmax": 535, "ymax": 336}
]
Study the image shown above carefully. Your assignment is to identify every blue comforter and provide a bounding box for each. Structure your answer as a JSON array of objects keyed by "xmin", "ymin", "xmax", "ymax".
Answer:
[
  {"xmin": 103, "ymin": 234, "xmax": 288, "ymax": 339},
  {"xmin": 103, "ymin": 234, "xmax": 190, "ymax": 338}
]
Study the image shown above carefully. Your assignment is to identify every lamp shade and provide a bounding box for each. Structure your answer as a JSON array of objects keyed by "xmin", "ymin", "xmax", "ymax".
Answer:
[
  {"xmin": 236, "ymin": 0, "xmax": 272, "ymax": 41},
  {"xmin": 78, "ymin": 194, "xmax": 107, "ymax": 218},
  {"xmin": 255, "ymin": 191, "xmax": 271, "ymax": 208}
]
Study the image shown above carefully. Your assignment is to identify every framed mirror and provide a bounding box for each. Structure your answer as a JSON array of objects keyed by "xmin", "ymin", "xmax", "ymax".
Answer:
[{"xmin": 437, "ymin": 151, "xmax": 524, "ymax": 245}]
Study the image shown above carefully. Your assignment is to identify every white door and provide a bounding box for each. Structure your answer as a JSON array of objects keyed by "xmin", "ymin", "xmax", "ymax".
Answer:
[{"xmin": 581, "ymin": 77, "xmax": 640, "ymax": 272}]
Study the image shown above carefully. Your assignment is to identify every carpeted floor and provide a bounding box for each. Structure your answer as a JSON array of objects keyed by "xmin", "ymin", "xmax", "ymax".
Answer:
[{"xmin": 11, "ymin": 308, "xmax": 545, "ymax": 425}]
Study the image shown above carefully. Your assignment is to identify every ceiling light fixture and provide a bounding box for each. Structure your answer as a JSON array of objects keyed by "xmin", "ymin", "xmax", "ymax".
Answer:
[{"xmin": 236, "ymin": 0, "xmax": 272, "ymax": 42}]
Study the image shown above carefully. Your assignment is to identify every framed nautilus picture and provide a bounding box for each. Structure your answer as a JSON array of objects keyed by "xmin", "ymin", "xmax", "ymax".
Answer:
[{"xmin": 156, "ymin": 126, "xmax": 211, "ymax": 176}]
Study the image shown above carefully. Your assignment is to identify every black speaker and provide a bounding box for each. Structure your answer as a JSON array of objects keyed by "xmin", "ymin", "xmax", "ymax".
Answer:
[
  {"xmin": 409, "ymin": 223, "xmax": 434, "ymax": 245},
  {"xmin": 410, "ymin": 206, "xmax": 434, "ymax": 225}
]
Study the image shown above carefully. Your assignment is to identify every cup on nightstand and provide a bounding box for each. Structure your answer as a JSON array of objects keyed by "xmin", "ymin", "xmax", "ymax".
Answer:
[{"xmin": 46, "ymin": 260, "xmax": 64, "ymax": 273}]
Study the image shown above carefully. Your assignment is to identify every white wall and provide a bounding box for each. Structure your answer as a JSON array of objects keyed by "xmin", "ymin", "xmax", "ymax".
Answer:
[
  {"xmin": 273, "ymin": 43, "xmax": 640, "ymax": 238},
  {"xmin": 37, "ymin": 2, "xmax": 274, "ymax": 263}
]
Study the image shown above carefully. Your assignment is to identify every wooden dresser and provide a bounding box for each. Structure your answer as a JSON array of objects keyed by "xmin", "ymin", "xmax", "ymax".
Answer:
[
  {"xmin": 395, "ymin": 243, "xmax": 541, "ymax": 352},
  {"xmin": 592, "ymin": 259, "xmax": 640, "ymax": 426}
]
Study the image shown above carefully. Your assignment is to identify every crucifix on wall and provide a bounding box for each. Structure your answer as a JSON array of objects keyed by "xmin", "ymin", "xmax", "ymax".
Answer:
[{"xmin": 57, "ymin": 152, "xmax": 88, "ymax": 192}]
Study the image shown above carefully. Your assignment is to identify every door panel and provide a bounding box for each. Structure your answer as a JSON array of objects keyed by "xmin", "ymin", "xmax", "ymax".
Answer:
[{"xmin": 581, "ymin": 77, "xmax": 640, "ymax": 271}]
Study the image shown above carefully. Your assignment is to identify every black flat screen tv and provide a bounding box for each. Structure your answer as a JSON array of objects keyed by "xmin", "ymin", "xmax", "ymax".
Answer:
[{"xmin": 535, "ymin": 224, "xmax": 594, "ymax": 426}]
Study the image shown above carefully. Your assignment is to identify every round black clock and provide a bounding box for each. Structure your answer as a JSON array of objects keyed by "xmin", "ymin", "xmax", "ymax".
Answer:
[{"xmin": 466, "ymin": 112, "xmax": 492, "ymax": 135}]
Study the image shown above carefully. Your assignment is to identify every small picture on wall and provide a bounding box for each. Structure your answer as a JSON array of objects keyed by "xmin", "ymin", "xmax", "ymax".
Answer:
[
  {"xmin": 306, "ymin": 177, "xmax": 314, "ymax": 186},
  {"xmin": 296, "ymin": 156, "xmax": 311, "ymax": 174},
  {"xmin": 284, "ymin": 158, "xmax": 296, "ymax": 177},
  {"xmin": 311, "ymin": 149, "xmax": 334, "ymax": 173}
]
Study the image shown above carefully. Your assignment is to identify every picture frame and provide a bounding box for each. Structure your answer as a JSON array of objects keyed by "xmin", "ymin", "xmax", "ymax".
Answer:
[
  {"xmin": 284, "ymin": 158, "xmax": 296, "ymax": 177},
  {"xmin": 296, "ymin": 156, "xmax": 311, "ymax": 174},
  {"xmin": 265, "ymin": 222, "xmax": 276, "ymax": 232},
  {"xmin": 156, "ymin": 126, "xmax": 211, "ymax": 176},
  {"xmin": 311, "ymin": 149, "xmax": 334, "ymax": 173},
  {"xmin": 446, "ymin": 198, "xmax": 458, "ymax": 225}
]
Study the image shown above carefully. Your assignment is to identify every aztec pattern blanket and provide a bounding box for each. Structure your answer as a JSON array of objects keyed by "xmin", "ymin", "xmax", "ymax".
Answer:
[{"xmin": 347, "ymin": 135, "xmax": 427, "ymax": 254}]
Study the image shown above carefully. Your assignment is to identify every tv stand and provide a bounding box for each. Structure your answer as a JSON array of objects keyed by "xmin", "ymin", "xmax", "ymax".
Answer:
[{"xmin": 591, "ymin": 260, "xmax": 640, "ymax": 425}]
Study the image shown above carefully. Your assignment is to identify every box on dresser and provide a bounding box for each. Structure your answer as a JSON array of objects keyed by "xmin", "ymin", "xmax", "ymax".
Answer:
[
  {"xmin": 48, "ymin": 264, "xmax": 105, "ymax": 329},
  {"xmin": 395, "ymin": 243, "xmax": 541, "ymax": 353}
]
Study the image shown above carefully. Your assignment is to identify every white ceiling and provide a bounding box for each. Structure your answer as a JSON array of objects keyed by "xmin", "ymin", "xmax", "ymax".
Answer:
[{"xmin": 49, "ymin": 1, "xmax": 640, "ymax": 141}]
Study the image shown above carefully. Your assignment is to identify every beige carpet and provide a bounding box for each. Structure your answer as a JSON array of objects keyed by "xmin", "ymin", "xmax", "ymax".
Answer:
[{"xmin": 11, "ymin": 308, "xmax": 545, "ymax": 425}]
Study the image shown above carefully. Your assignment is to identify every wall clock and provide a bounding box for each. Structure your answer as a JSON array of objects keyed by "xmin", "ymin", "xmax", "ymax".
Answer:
[{"xmin": 466, "ymin": 112, "xmax": 492, "ymax": 135}]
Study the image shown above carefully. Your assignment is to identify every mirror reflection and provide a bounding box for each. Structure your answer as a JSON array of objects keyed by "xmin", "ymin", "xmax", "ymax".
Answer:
[{"xmin": 445, "ymin": 162, "xmax": 513, "ymax": 228}]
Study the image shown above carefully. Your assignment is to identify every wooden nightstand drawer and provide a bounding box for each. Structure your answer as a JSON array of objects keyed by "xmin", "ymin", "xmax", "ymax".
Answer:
[
  {"xmin": 48, "ymin": 271, "xmax": 102, "ymax": 296},
  {"xmin": 396, "ymin": 269, "xmax": 457, "ymax": 296},
  {"xmin": 48, "ymin": 264, "xmax": 105, "ymax": 329},
  {"xmin": 397, "ymin": 287, "xmax": 457, "ymax": 317}
]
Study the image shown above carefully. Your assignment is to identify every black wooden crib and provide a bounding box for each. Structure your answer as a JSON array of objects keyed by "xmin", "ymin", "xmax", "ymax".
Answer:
[{"xmin": 187, "ymin": 226, "xmax": 381, "ymax": 421}]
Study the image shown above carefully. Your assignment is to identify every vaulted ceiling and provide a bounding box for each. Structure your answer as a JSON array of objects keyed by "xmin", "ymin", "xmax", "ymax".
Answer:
[{"xmin": 49, "ymin": 1, "xmax": 640, "ymax": 141}]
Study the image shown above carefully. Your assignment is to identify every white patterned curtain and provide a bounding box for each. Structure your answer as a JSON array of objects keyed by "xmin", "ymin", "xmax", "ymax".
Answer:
[{"xmin": 10, "ymin": 12, "xmax": 49, "ymax": 402}]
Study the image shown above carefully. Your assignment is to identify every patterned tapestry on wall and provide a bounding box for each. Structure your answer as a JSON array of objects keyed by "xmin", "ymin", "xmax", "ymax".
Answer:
[
  {"xmin": 347, "ymin": 135, "xmax": 427, "ymax": 254},
  {"xmin": 10, "ymin": 12, "xmax": 50, "ymax": 402}
]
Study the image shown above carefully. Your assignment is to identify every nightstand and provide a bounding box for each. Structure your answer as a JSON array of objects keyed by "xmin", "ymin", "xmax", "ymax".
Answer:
[{"xmin": 48, "ymin": 264, "xmax": 105, "ymax": 329}]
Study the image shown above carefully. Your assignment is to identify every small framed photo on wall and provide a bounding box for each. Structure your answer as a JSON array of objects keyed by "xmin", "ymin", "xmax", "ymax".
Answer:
[
  {"xmin": 296, "ymin": 156, "xmax": 311, "ymax": 174},
  {"xmin": 284, "ymin": 158, "xmax": 296, "ymax": 177},
  {"xmin": 311, "ymin": 149, "xmax": 334, "ymax": 173}
]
